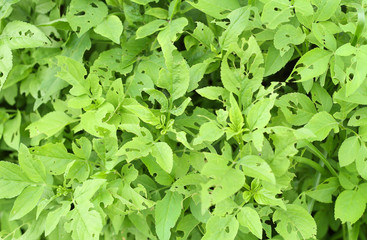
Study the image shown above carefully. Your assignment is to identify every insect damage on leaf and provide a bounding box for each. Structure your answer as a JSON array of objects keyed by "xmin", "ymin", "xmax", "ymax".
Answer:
[{"xmin": 0, "ymin": 0, "xmax": 366, "ymax": 239}]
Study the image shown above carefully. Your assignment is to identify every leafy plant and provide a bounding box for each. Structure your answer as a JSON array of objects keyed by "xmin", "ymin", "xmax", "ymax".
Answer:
[{"xmin": 0, "ymin": 0, "xmax": 367, "ymax": 239}]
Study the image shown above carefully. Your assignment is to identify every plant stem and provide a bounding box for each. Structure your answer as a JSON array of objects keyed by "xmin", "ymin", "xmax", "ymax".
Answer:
[
  {"xmin": 302, "ymin": 140, "xmax": 338, "ymax": 177},
  {"xmin": 294, "ymin": 156, "xmax": 327, "ymax": 175},
  {"xmin": 307, "ymin": 160, "xmax": 324, "ymax": 213}
]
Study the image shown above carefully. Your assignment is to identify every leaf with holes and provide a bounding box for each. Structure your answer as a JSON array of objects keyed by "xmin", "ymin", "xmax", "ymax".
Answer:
[{"xmin": 0, "ymin": 21, "xmax": 51, "ymax": 49}]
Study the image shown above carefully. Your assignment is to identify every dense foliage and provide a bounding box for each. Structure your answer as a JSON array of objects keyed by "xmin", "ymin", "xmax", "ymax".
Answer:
[{"xmin": 0, "ymin": 0, "xmax": 367, "ymax": 239}]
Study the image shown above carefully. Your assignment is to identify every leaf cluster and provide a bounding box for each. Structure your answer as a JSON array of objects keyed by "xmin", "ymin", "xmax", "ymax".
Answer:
[{"xmin": 0, "ymin": 0, "xmax": 367, "ymax": 240}]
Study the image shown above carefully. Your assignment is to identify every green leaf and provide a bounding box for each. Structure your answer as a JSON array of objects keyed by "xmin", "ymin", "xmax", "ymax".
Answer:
[
  {"xmin": 0, "ymin": 161, "xmax": 30, "ymax": 199},
  {"xmin": 229, "ymin": 93, "xmax": 244, "ymax": 132},
  {"xmin": 31, "ymin": 143, "xmax": 76, "ymax": 175},
  {"xmin": 74, "ymin": 179, "xmax": 106, "ymax": 203},
  {"xmin": 66, "ymin": 0, "xmax": 108, "ymax": 37},
  {"xmin": 193, "ymin": 121, "xmax": 224, "ymax": 145},
  {"xmin": 345, "ymin": 46, "xmax": 367, "ymax": 96},
  {"xmin": 247, "ymin": 94, "xmax": 276, "ymax": 130},
  {"xmin": 238, "ymin": 155, "xmax": 276, "ymax": 184},
  {"xmin": 290, "ymin": 48, "xmax": 332, "ymax": 82},
  {"xmin": 314, "ymin": 0, "xmax": 341, "ymax": 21},
  {"xmin": 237, "ymin": 207, "xmax": 263, "ymax": 239},
  {"xmin": 151, "ymin": 142, "xmax": 173, "ymax": 173},
  {"xmin": 192, "ymin": 22, "xmax": 215, "ymax": 47},
  {"xmin": 196, "ymin": 86, "xmax": 226, "ymax": 101},
  {"xmin": 26, "ymin": 111, "xmax": 75, "ymax": 138},
  {"xmin": 94, "ymin": 15, "xmax": 123, "ymax": 44},
  {"xmin": 201, "ymin": 153, "xmax": 245, "ymax": 208},
  {"xmin": 335, "ymin": 190, "xmax": 366, "ymax": 224},
  {"xmin": 306, "ymin": 177, "xmax": 339, "ymax": 203},
  {"xmin": 273, "ymin": 204, "xmax": 317, "ymax": 240},
  {"xmin": 261, "ymin": 0, "xmax": 292, "ymax": 29},
  {"xmin": 0, "ymin": 43, "xmax": 12, "ymax": 90},
  {"xmin": 3, "ymin": 110, "xmax": 21, "ymax": 150},
  {"xmin": 276, "ymin": 93, "xmax": 317, "ymax": 126},
  {"xmin": 264, "ymin": 45, "xmax": 294, "ymax": 77},
  {"xmin": 0, "ymin": 21, "xmax": 51, "ymax": 49},
  {"xmin": 64, "ymin": 201, "xmax": 103, "ymax": 240},
  {"xmin": 18, "ymin": 144, "xmax": 47, "ymax": 183},
  {"xmin": 123, "ymin": 99, "xmax": 160, "ymax": 126},
  {"xmin": 219, "ymin": 7, "xmax": 251, "ymax": 50},
  {"xmin": 338, "ymin": 136, "xmax": 360, "ymax": 167},
  {"xmin": 136, "ymin": 19, "xmax": 167, "ymax": 39},
  {"xmin": 45, "ymin": 202, "xmax": 71, "ymax": 236},
  {"xmin": 187, "ymin": 0, "xmax": 240, "ymax": 19},
  {"xmin": 274, "ymin": 24, "xmax": 305, "ymax": 56},
  {"xmin": 155, "ymin": 191, "xmax": 183, "ymax": 240},
  {"xmin": 202, "ymin": 215, "xmax": 239, "ymax": 240},
  {"xmin": 56, "ymin": 56, "xmax": 88, "ymax": 96},
  {"xmin": 158, "ymin": 52, "xmax": 190, "ymax": 101},
  {"xmin": 303, "ymin": 111, "xmax": 338, "ymax": 141},
  {"xmin": 220, "ymin": 57, "xmax": 240, "ymax": 94},
  {"xmin": 10, "ymin": 185, "xmax": 44, "ymax": 220}
]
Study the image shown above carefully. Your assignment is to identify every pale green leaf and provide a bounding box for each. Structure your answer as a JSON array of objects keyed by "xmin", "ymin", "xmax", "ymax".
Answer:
[
  {"xmin": 273, "ymin": 204, "xmax": 317, "ymax": 239},
  {"xmin": 94, "ymin": 15, "xmax": 123, "ymax": 44},
  {"xmin": 0, "ymin": 161, "xmax": 30, "ymax": 199},
  {"xmin": 247, "ymin": 94, "xmax": 276, "ymax": 130},
  {"xmin": 45, "ymin": 202, "xmax": 70, "ymax": 236},
  {"xmin": 10, "ymin": 185, "xmax": 44, "ymax": 220},
  {"xmin": 237, "ymin": 207, "xmax": 263, "ymax": 239},
  {"xmin": 155, "ymin": 191, "xmax": 183, "ymax": 240},
  {"xmin": 26, "ymin": 111, "xmax": 75, "ymax": 138},
  {"xmin": 0, "ymin": 21, "xmax": 51, "ymax": 49},
  {"xmin": 303, "ymin": 111, "xmax": 338, "ymax": 141},
  {"xmin": 64, "ymin": 202, "xmax": 103, "ymax": 240},
  {"xmin": 229, "ymin": 93, "xmax": 244, "ymax": 132},
  {"xmin": 151, "ymin": 142, "xmax": 173, "ymax": 173},
  {"xmin": 261, "ymin": 0, "xmax": 292, "ymax": 29},
  {"xmin": 136, "ymin": 19, "xmax": 166, "ymax": 39},
  {"xmin": 338, "ymin": 136, "xmax": 360, "ymax": 167},
  {"xmin": 0, "ymin": 43, "xmax": 12, "ymax": 90},
  {"xmin": 274, "ymin": 24, "xmax": 305, "ymax": 56},
  {"xmin": 18, "ymin": 144, "xmax": 47, "ymax": 183},
  {"xmin": 196, "ymin": 86, "xmax": 226, "ymax": 101},
  {"xmin": 66, "ymin": 0, "xmax": 108, "ymax": 37},
  {"xmin": 335, "ymin": 190, "xmax": 366, "ymax": 224},
  {"xmin": 187, "ymin": 0, "xmax": 240, "ymax": 19},
  {"xmin": 264, "ymin": 45, "xmax": 294, "ymax": 77},
  {"xmin": 238, "ymin": 155, "xmax": 276, "ymax": 184},
  {"xmin": 291, "ymin": 48, "xmax": 332, "ymax": 82},
  {"xmin": 306, "ymin": 177, "xmax": 339, "ymax": 203},
  {"xmin": 3, "ymin": 110, "xmax": 21, "ymax": 150},
  {"xmin": 74, "ymin": 179, "xmax": 106, "ymax": 203},
  {"xmin": 202, "ymin": 215, "xmax": 239, "ymax": 240}
]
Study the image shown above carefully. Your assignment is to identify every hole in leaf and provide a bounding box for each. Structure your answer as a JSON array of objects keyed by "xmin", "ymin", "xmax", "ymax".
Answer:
[
  {"xmin": 225, "ymin": 226, "xmax": 230, "ymax": 233},
  {"xmin": 74, "ymin": 11, "xmax": 86, "ymax": 16},
  {"xmin": 349, "ymin": 73, "xmax": 354, "ymax": 80},
  {"xmin": 25, "ymin": 30, "xmax": 34, "ymax": 37},
  {"xmin": 274, "ymin": 7, "xmax": 280, "ymax": 11},
  {"xmin": 90, "ymin": 3, "xmax": 98, "ymax": 8}
]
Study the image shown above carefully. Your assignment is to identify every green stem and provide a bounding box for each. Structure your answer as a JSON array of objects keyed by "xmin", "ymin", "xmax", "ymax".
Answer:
[
  {"xmin": 302, "ymin": 140, "xmax": 338, "ymax": 177},
  {"xmin": 347, "ymin": 222, "xmax": 353, "ymax": 240},
  {"xmin": 351, "ymin": 3, "xmax": 365, "ymax": 46},
  {"xmin": 293, "ymin": 45, "xmax": 303, "ymax": 57},
  {"xmin": 294, "ymin": 156, "xmax": 327, "ymax": 175},
  {"xmin": 307, "ymin": 160, "xmax": 324, "ymax": 213}
]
